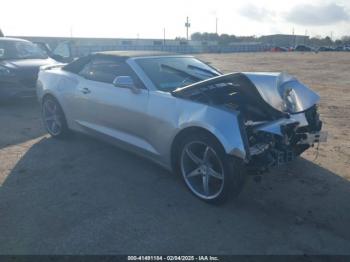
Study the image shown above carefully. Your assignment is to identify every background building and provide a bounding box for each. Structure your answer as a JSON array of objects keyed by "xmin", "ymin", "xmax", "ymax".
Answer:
[
  {"xmin": 14, "ymin": 36, "xmax": 268, "ymax": 56},
  {"xmin": 260, "ymin": 34, "xmax": 309, "ymax": 47}
]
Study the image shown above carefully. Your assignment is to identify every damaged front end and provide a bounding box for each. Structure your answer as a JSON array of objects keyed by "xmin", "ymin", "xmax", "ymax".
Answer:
[
  {"xmin": 245, "ymin": 105, "xmax": 326, "ymax": 173},
  {"xmin": 172, "ymin": 72, "xmax": 327, "ymax": 173}
]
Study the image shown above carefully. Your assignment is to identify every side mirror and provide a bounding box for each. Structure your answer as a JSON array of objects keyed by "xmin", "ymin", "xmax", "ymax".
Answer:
[{"xmin": 113, "ymin": 76, "xmax": 140, "ymax": 94}]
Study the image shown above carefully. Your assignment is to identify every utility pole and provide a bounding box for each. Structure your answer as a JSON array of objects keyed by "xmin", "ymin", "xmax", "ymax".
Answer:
[
  {"xmin": 215, "ymin": 17, "xmax": 218, "ymax": 35},
  {"xmin": 292, "ymin": 27, "xmax": 296, "ymax": 47},
  {"xmin": 185, "ymin": 17, "xmax": 191, "ymax": 41},
  {"xmin": 330, "ymin": 31, "xmax": 334, "ymax": 47},
  {"xmin": 163, "ymin": 28, "xmax": 166, "ymax": 46}
]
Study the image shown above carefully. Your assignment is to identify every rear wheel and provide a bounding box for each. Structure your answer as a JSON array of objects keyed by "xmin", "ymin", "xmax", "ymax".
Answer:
[
  {"xmin": 177, "ymin": 132, "xmax": 246, "ymax": 204},
  {"xmin": 42, "ymin": 96, "xmax": 69, "ymax": 138}
]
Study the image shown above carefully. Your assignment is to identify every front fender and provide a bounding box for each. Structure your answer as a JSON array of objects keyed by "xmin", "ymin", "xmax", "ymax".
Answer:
[
  {"xmin": 178, "ymin": 104, "xmax": 248, "ymax": 160},
  {"xmin": 146, "ymin": 92, "xmax": 249, "ymax": 168}
]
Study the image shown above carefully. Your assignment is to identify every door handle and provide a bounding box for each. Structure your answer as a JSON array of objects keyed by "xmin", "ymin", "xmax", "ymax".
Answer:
[{"xmin": 80, "ymin": 87, "xmax": 91, "ymax": 94}]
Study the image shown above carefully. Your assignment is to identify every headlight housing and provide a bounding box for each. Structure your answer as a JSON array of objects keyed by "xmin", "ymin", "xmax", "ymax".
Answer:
[
  {"xmin": 0, "ymin": 65, "xmax": 13, "ymax": 76},
  {"xmin": 282, "ymin": 87, "xmax": 297, "ymax": 113}
]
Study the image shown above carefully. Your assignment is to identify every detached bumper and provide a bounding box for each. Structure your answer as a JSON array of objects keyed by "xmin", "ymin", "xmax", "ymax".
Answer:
[
  {"xmin": 298, "ymin": 131, "xmax": 328, "ymax": 145},
  {"xmin": 246, "ymin": 107, "xmax": 327, "ymax": 171}
]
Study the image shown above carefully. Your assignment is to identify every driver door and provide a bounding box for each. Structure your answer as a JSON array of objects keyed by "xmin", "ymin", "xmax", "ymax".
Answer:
[{"xmin": 75, "ymin": 56, "xmax": 151, "ymax": 152}]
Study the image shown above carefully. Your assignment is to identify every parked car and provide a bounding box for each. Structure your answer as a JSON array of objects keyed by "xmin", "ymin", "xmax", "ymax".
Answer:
[
  {"xmin": 294, "ymin": 45, "xmax": 313, "ymax": 52},
  {"xmin": 0, "ymin": 37, "xmax": 58, "ymax": 101},
  {"xmin": 270, "ymin": 46, "xmax": 287, "ymax": 52},
  {"xmin": 334, "ymin": 46, "xmax": 344, "ymax": 51},
  {"xmin": 37, "ymin": 51, "xmax": 327, "ymax": 203},
  {"xmin": 318, "ymin": 46, "xmax": 334, "ymax": 52},
  {"xmin": 343, "ymin": 46, "xmax": 350, "ymax": 51}
]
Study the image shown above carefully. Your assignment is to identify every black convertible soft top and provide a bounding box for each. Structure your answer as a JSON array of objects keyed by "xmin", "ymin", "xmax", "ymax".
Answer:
[
  {"xmin": 95, "ymin": 50, "xmax": 176, "ymax": 58},
  {"xmin": 62, "ymin": 51, "xmax": 178, "ymax": 74}
]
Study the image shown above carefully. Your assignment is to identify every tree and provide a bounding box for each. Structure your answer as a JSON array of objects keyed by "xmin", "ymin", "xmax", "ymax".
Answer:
[
  {"xmin": 190, "ymin": 32, "xmax": 350, "ymax": 47},
  {"xmin": 191, "ymin": 32, "xmax": 203, "ymax": 41},
  {"xmin": 324, "ymin": 36, "xmax": 332, "ymax": 46},
  {"xmin": 175, "ymin": 37, "xmax": 187, "ymax": 41},
  {"xmin": 218, "ymin": 34, "xmax": 231, "ymax": 45},
  {"xmin": 0, "ymin": 29, "xmax": 4, "ymax": 37},
  {"xmin": 190, "ymin": 32, "xmax": 253, "ymax": 45},
  {"xmin": 341, "ymin": 36, "xmax": 350, "ymax": 45},
  {"xmin": 335, "ymin": 40, "xmax": 343, "ymax": 46}
]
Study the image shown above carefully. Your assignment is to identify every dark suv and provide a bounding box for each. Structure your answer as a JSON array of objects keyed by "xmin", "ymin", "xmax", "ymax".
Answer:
[{"xmin": 0, "ymin": 37, "xmax": 57, "ymax": 101}]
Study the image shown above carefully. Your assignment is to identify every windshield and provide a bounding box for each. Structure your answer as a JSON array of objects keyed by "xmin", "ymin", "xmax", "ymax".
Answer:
[
  {"xmin": 0, "ymin": 40, "xmax": 48, "ymax": 60},
  {"xmin": 135, "ymin": 57, "xmax": 220, "ymax": 91}
]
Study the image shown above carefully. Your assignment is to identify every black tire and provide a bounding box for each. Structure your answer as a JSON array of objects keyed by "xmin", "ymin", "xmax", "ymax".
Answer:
[
  {"xmin": 41, "ymin": 96, "xmax": 70, "ymax": 139},
  {"xmin": 176, "ymin": 131, "xmax": 246, "ymax": 204}
]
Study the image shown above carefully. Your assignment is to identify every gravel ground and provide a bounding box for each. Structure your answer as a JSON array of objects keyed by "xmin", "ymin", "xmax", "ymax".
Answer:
[{"xmin": 0, "ymin": 52, "xmax": 349, "ymax": 254}]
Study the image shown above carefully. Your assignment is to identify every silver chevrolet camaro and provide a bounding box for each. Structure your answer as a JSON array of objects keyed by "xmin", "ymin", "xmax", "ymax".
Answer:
[{"xmin": 36, "ymin": 51, "xmax": 327, "ymax": 203}]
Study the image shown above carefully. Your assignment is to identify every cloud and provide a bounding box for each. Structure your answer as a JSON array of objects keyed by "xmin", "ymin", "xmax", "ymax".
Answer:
[
  {"xmin": 286, "ymin": 3, "xmax": 350, "ymax": 26},
  {"xmin": 239, "ymin": 4, "xmax": 275, "ymax": 22}
]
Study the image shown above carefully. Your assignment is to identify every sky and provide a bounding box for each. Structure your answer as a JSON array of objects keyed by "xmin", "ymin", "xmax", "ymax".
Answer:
[{"xmin": 1, "ymin": 0, "xmax": 349, "ymax": 39}]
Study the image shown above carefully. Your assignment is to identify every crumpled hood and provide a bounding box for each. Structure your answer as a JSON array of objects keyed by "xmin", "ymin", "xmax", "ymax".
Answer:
[
  {"xmin": 173, "ymin": 72, "xmax": 320, "ymax": 114},
  {"xmin": 243, "ymin": 72, "xmax": 320, "ymax": 113},
  {"xmin": 0, "ymin": 58, "xmax": 57, "ymax": 70}
]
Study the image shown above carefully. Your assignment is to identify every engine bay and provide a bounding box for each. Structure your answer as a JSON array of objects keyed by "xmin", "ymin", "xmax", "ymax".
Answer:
[{"xmin": 174, "ymin": 81, "xmax": 323, "ymax": 173}]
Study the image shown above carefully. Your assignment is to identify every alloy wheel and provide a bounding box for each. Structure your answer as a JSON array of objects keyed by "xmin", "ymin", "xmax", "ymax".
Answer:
[
  {"xmin": 42, "ymin": 99, "xmax": 62, "ymax": 136},
  {"xmin": 180, "ymin": 141, "xmax": 225, "ymax": 200}
]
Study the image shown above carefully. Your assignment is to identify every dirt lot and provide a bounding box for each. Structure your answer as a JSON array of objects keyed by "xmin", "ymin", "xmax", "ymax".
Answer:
[{"xmin": 0, "ymin": 52, "xmax": 350, "ymax": 254}]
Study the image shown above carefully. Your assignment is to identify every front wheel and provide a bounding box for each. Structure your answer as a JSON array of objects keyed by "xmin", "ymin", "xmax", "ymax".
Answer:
[
  {"xmin": 42, "ymin": 96, "xmax": 69, "ymax": 138},
  {"xmin": 177, "ymin": 132, "xmax": 246, "ymax": 204}
]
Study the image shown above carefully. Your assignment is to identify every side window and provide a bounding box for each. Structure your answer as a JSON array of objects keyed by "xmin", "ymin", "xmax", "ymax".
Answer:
[
  {"xmin": 79, "ymin": 57, "xmax": 144, "ymax": 88},
  {"xmin": 79, "ymin": 61, "xmax": 94, "ymax": 79},
  {"xmin": 79, "ymin": 58, "xmax": 120, "ymax": 83},
  {"xmin": 53, "ymin": 42, "xmax": 71, "ymax": 59}
]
